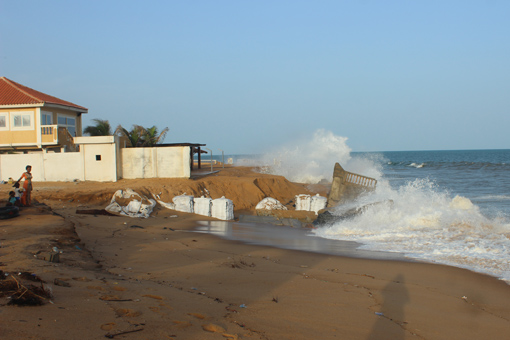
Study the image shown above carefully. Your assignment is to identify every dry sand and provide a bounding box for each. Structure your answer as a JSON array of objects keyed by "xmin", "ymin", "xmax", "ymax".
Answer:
[{"xmin": 1, "ymin": 166, "xmax": 510, "ymax": 339}]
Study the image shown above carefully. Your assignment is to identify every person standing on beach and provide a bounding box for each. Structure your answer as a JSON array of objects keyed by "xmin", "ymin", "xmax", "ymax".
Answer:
[{"xmin": 17, "ymin": 165, "xmax": 33, "ymax": 206}]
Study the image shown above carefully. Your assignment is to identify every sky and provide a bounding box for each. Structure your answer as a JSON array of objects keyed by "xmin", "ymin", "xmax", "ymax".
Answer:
[{"xmin": 1, "ymin": 1, "xmax": 509, "ymax": 154}]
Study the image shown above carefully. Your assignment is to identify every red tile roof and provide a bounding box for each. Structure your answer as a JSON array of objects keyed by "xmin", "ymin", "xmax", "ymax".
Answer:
[{"xmin": 0, "ymin": 77, "xmax": 87, "ymax": 112}]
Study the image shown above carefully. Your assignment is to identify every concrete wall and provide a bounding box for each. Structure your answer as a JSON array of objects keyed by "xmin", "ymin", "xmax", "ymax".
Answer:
[
  {"xmin": 0, "ymin": 143, "xmax": 191, "ymax": 182},
  {"xmin": 121, "ymin": 146, "xmax": 190, "ymax": 179},
  {"xmin": 0, "ymin": 140, "xmax": 118, "ymax": 182}
]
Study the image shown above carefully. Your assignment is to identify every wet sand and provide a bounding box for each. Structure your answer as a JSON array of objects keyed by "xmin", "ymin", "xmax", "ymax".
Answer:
[{"xmin": 1, "ymin": 167, "xmax": 510, "ymax": 339}]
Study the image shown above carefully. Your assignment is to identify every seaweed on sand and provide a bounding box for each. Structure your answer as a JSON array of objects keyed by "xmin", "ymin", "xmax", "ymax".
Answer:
[{"xmin": 0, "ymin": 273, "xmax": 52, "ymax": 306}]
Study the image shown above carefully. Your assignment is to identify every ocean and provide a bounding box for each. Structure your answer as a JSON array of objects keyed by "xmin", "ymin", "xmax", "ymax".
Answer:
[
  {"xmin": 314, "ymin": 149, "xmax": 510, "ymax": 282},
  {"xmin": 200, "ymin": 131, "xmax": 510, "ymax": 282}
]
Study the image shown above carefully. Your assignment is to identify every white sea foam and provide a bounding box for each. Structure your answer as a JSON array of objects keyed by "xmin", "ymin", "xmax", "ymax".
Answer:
[{"xmin": 313, "ymin": 177, "xmax": 510, "ymax": 282}]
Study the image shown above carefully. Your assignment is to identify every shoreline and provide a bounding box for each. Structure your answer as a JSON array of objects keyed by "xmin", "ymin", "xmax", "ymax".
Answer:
[{"xmin": 2, "ymin": 169, "xmax": 510, "ymax": 339}]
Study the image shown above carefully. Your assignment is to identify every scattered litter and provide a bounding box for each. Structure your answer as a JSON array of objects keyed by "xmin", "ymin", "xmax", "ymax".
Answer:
[
  {"xmin": 239, "ymin": 304, "xmax": 247, "ymax": 308},
  {"xmin": 54, "ymin": 278, "xmax": 71, "ymax": 287},
  {"xmin": 375, "ymin": 312, "xmax": 384, "ymax": 316},
  {"xmin": 462, "ymin": 296, "xmax": 468, "ymax": 301},
  {"xmin": 105, "ymin": 328, "xmax": 144, "ymax": 338}
]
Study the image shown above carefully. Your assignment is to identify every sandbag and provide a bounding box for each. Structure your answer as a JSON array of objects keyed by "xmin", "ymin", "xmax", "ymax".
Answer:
[{"xmin": 212, "ymin": 196, "xmax": 234, "ymax": 220}]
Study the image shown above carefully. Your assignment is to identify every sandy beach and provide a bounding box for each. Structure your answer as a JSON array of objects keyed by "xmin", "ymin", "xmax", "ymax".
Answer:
[{"xmin": 1, "ymin": 166, "xmax": 510, "ymax": 339}]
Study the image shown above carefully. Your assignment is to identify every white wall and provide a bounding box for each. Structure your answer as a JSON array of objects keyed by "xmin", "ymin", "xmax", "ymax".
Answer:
[
  {"xmin": 0, "ymin": 154, "xmax": 44, "ymax": 182},
  {"xmin": 121, "ymin": 146, "xmax": 190, "ymax": 179},
  {"xmin": 0, "ymin": 145, "xmax": 191, "ymax": 182},
  {"xmin": 82, "ymin": 143, "xmax": 117, "ymax": 182},
  {"xmin": 0, "ymin": 148, "xmax": 116, "ymax": 182},
  {"xmin": 44, "ymin": 152, "xmax": 83, "ymax": 181}
]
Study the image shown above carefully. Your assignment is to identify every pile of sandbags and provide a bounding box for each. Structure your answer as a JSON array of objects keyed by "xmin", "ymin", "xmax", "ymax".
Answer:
[
  {"xmin": 105, "ymin": 189, "xmax": 156, "ymax": 218},
  {"xmin": 154, "ymin": 193, "xmax": 234, "ymax": 221},
  {"xmin": 255, "ymin": 197, "xmax": 288, "ymax": 210}
]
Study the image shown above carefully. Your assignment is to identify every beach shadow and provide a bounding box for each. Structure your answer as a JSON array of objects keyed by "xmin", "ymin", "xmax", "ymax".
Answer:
[{"xmin": 367, "ymin": 274, "xmax": 409, "ymax": 340}]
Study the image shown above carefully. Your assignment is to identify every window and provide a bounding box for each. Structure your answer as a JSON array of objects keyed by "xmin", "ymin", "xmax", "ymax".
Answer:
[
  {"xmin": 96, "ymin": 155, "xmax": 102, "ymax": 161},
  {"xmin": 41, "ymin": 112, "xmax": 52, "ymax": 125},
  {"xmin": 57, "ymin": 115, "xmax": 77, "ymax": 136},
  {"xmin": 11, "ymin": 111, "xmax": 33, "ymax": 130},
  {"xmin": 14, "ymin": 114, "xmax": 31, "ymax": 127},
  {"xmin": 0, "ymin": 115, "xmax": 6, "ymax": 128}
]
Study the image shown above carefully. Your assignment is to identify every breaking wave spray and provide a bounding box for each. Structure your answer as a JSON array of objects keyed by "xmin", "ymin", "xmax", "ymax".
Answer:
[{"xmin": 247, "ymin": 129, "xmax": 510, "ymax": 282}]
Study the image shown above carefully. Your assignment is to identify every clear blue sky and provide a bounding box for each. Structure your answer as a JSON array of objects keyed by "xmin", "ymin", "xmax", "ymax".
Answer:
[{"xmin": 1, "ymin": 1, "xmax": 509, "ymax": 154}]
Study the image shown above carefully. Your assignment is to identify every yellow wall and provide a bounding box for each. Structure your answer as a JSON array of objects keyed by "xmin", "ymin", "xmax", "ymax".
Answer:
[
  {"xmin": 0, "ymin": 106, "xmax": 84, "ymax": 148},
  {"xmin": 0, "ymin": 108, "xmax": 38, "ymax": 145}
]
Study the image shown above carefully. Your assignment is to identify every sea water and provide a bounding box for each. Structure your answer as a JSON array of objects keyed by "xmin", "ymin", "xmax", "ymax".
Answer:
[
  {"xmin": 313, "ymin": 149, "xmax": 510, "ymax": 282},
  {"xmin": 209, "ymin": 130, "xmax": 510, "ymax": 281}
]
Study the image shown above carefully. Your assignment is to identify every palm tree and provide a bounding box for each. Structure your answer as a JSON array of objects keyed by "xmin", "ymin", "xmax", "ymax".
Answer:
[
  {"xmin": 143, "ymin": 125, "xmax": 169, "ymax": 146},
  {"xmin": 115, "ymin": 124, "xmax": 145, "ymax": 147},
  {"xmin": 84, "ymin": 119, "xmax": 112, "ymax": 136},
  {"xmin": 115, "ymin": 124, "xmax": 168, "ymax": 147}
]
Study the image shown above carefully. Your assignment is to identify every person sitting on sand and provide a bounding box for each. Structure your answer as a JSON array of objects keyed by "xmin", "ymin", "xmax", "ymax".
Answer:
[
  {"xmin": 7, "ymin": 191, "xmax": 17, "ymax": 206},
  {"xmin": 17, "ymin": 165, "xmax": 33, "ymax": 207}
]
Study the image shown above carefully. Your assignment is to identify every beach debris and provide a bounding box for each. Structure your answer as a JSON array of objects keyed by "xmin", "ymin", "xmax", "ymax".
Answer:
[
  {"xmin": 105, "ymin": 189, "xmax": 156, "ymax": 218},
  {"xmin": 104, "ymin": 327, "xmax": 144, "ymax": 339},
  {"xmin": 256, "ymin": 197, "xmax": 287, "ymax": 210},
  {"xmin": 272, "ymin": 296, "xmax": 279, "ymax": 303},
  {"xmin": 239, "ymin": 304, "xmax": 247, "ymax": 308},
  {"xmin": 327, "ymin": 162, "xmax": 377, "ymax": 207},
  {"xmin": 375, "ymin": 312, "xmax": 384, "ymax": 316},
  {"xmin": 0, "ymin": 272, "xmax": 52, "ymax": 306},
  {"xmin": 48, "ymin": 252, "xmax": 60, "ymax": 263},
  {"xmin": 18, "ymin": 272, "xmax": 45, "ymax": 282},
  {"xmin": 462, "ymin": 296, "xmax": 468, "ymax": 301},
  {"xmin": 54, "ymin": 278, "xmax": 71, "ymax": 287},
  {"xmin": 129, "ymin": 225, "xmax": 145, "ymax": 229}
]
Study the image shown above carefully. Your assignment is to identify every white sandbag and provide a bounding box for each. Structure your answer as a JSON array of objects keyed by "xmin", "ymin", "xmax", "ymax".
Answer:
[
  {"xmin": 152, "ymin": 193, "xmax": 177, "ymax": 210},
  {"xmin": 295, "ymin": 194, "xmax": 311, "ymax": 211},
  {"xmin": 194, "ymin": 196, "xmax": 212, "ymax": 217},
  {"xmin": 211, "ymin": 196, "xmax": 234, "ymax": 220},
  {"xmin": 105, "ymin": 189, "xmax": 156, "ymax": 218},
  {"xmin": 311, "ymin": 194, "xmax": 328, "ymax": 214},
  {"xmin": 255, "ymin": 197, "xmax": 287, "ymax": 210},
  {"xmin": 173, "ymin": 194, "xmax": 194, "ymax": 213}
]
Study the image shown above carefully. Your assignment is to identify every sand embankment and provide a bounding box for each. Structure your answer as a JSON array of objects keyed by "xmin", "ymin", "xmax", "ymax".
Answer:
[{"xmin": 1, "ymin": 166, "xmax": 510, "ymax": 339}]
